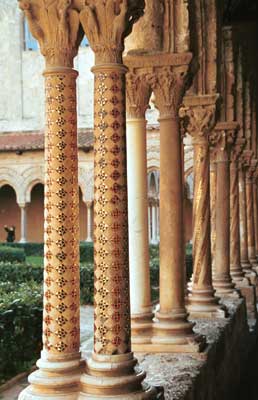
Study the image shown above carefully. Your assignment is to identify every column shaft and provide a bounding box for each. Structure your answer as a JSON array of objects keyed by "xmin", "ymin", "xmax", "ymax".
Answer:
[
  {"xmin": 253, "ymin": 181, "xmax": 258, "ymax": 258},
  {"xmin": 19, "ymin": 205, "xmax": 27, "ymax": 243},
  {"xmin": 86, "ymin": 202, "xmax": 93, "ymax": 242},
  {"xmin": 213, "ymin": 157, "xmax": 236, "ymax": 296},
  {"xmin": 239, "ymin": 168, "xmax": 252, "ymax": 270},
  {"xmin": 230, "ymin": 161, "xmax": 245, "ymax": 280},
  {"xmin": 210, "ymin": 160, "xmax": 217, "ymax": 275},
  {"xmin": 126, "ymin": 117, "xmax": 153, "ymax": 334},
  {"xmin": 246, "ymin": 177, "xmax": 257, "ymax": 266}
]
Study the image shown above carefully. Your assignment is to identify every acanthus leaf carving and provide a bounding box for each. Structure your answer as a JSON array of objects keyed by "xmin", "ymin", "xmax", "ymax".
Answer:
[
  {"xmin": 79, "ymin": 0, "xmax": 145, "ymax": 64},
  {"xmin": 126, "ymin": 72, "xmax": 151, "ymax": 119},
  {"xmin": 179, "ymin": 104, "xmax": 216, "ymax": 144},
  {"xmin": 19, "ymin": 0, "xmax": 81, "ymax": 67},
  {"xmin": 146, "ymin": 65, "xmax": 191, "ymax": 118}
]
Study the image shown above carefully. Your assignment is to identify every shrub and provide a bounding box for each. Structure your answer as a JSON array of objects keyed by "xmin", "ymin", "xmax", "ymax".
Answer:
[
  {"xmin": 1, "ymin": 242, "xmax": 44, "ymax": 257},
  {"xmin": 0, "ymin": 246, "xmax": 25, "ymax": 263},
  {"xmin": 80, "ymin": 263, "xmax": 94, "ymax": 304},
  {"xmin": 0, "ymin": 262, "xmax": 43, "ymax": 284},
  {"xmin": 80, "ymin": 242, "xmax": 94, "ymax": 263},
  {"xmin": 0, "ymin": 281, "xmax": 43, "ymax": 383}
]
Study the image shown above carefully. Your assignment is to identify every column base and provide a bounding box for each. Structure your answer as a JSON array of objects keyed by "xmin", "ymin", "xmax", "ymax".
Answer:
[
  {"xmin": 18, "ymin": 352, "xmax": 85, "ymax": 400},
  {"xmin": 138, "ymin": 309, "xmax": 206, "ymax": 353},
  {"xmin": 230, "ymin": 264, "xmax": 246, "ymax": 282},
  {"xmin": 187, "ymin": 287, "xmax": 227, "ymax": 319},
  {"xmin": 213, "ymin": 275, "xmax": 239, "ymax": 298},
  {"xmin": 79, "ymin": 353, "xmax": 158, "ymax": 399},
  {"xmin": 131, "ymin": 311, "xmax": 154, "ymax": 345},
  {"xmin": 19, "ymin": 238, "xmax": 27, "ymax": 244}
]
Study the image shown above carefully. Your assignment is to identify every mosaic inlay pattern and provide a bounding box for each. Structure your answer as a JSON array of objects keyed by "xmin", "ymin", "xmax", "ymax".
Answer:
[
  {"xmin": 43, "ymin": 71, "xmax": 80, "ymax": 354},
  {"xmin": 93, "ymin": 69, "xmax": 131, "ymax": 355}
]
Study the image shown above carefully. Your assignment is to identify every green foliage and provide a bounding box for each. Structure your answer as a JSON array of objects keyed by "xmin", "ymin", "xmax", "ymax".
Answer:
[
  {"xmin": 1, "ymin": 242, "xmax": 44, "ymax": 256},
  {"xmin": 80, "ymin": 242, "xmax": 94, "ymax": 263},
  {"xmin": 80, "ymin": 263, "xmax": 94, "ymax": 304},
  {"xmin": 0, "ymin": 281, "xmax": 42, "ymax": 383},
  {"xmin": 0, "ymin": 262, "xmax": 43, "ymax": 284},
  {"xmin": 0, "ymin": 246, "xmax": 25, "ymax": 263}
]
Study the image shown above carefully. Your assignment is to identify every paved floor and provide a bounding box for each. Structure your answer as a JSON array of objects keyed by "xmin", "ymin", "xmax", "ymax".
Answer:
[{"xmin": 0, "ymin": 306, "xmax": 94, "ymax": 400}]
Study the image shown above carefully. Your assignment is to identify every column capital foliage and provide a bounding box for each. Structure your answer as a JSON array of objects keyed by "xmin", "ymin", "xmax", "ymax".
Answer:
[
  {"xmin": 126, "ymin": 72, "xmax": 151, "ymax": 119},
  {"xmin": 209, "ymin": 122, "xmax": 239, "ymax": 161},
  {"xmin": 146, "ymin": 64, "xmax": 192, "ymax": 119},
  {"xmin": 179, "ymin": 95, "xmax": 219, "ymax": 144},
  {"xmin": 19, "ymin": 0, "xmax": 82, "ymax": 68},
  {"xmin": 79, "ymin": 0, "xmax": 145, "ymax": 64}
]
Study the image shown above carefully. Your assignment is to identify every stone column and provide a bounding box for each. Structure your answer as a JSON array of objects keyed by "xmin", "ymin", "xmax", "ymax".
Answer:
[
  {"xmin": 79, "ymin": 3, "xmax": 157, "ymax": 398},
  {"xmin": 148, "ymin": 202, "xmax": 152, "ymax": 243},
  {"xmin": 147, "ymin": 62, "xmax": 205, "ymax": 352},
  {"xmin": 210, "ymin": 155, "xmax": 217, "ymax": 276},
  {"xmin": 245, "ymin": 158, "xmax": 258, "ymax": 270},
  {"xmin": 85, "ymin": 201, "xmax": 93, "ymax": 242},
  {"xmin": 253, "ymin": 176, "xmax": 258, "ymax": 258},
  {"xmin": 210, "ymin": 122, "xmax": 239, "ymax": 297},
  {"xmin": 125, "ymin": 71, "xmax": 153, "ymax": 343},
  {"xmin": 152, "ymin": 200, "xmax": 157, "ymax": 244},
  {"xmin": 19, "ymin": 203, "xmax": 28, "ymax": 243},
  {"xmin": 180, "ymin": 94, "xmax": 226, "ymax": 318},
  {"xmin": 18, "ymin": 1, "xmax": 84, "ymax": 399},
  {"xmin": 239, "ymin": 160, "xmax": 254, "ymax": 275},
  {"xmin": 230, "ymin": 139, "xmax": 247, "ymax": 283}
]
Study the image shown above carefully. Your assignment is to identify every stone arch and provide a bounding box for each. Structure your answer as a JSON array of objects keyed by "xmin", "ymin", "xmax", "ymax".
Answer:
[
  {"xmin": 22, "ymin": 166, "xmax": 45, "ymax": 204},
  {"xmin": 0, "ymin": 167, "xmax": 23, "ymax": 204}
]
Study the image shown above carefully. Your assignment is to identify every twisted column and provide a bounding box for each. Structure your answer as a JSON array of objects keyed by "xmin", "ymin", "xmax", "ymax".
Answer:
[
  {"xmin": 245, "ymin": 158, "xmax": 258, "ymax": 269},
  {"xmin": 180, "ymin": 95, "xmax": 225, "ymax": 318},
  {"xmin": 79, "ymin": 2, "xmax": 157, "ymax": 398},
  {"xmin": 210, "ymin": 122, "xmax": 239, "ymax": 297},
  {"xmin": 230, "ymin": 139, "xmax": 247, "ymax": 282},
  {"xmin": 18, "ymin": 1, "xmax": 84, "ymax": 398},
  {"xmin": 146, "ymin": 62, "xmax": 205, "ymax": 352},
  {"xmin": 125, "ymin": 70, "xmax": 153, "ymax": 345}
]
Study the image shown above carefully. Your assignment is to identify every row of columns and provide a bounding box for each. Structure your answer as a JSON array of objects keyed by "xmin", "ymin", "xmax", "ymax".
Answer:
[
  {"xmin": 17, "ymin": 201, "xmax": 93, "ymax": 243},
  {"xmin": 18, "ymin": 0, "xmax": 258, "ymax": 399},
  {"xmin": 19, "ymin": 0, "xmax": 159, "ymax": 399}
]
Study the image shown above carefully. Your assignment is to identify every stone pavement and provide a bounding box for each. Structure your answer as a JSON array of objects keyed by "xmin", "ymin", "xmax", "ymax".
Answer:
[{"xmin": 0, "ymin": 306, "xmax": 94, "ymax": 400}]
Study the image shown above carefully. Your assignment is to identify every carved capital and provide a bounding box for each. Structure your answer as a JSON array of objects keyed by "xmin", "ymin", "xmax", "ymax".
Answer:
[
  {"xmin": 126, "ymin": 72, "xmax": 151, "ymax": 119},
  {"xmin": 19, "ymin": 0, "xmax": 81, "ymax": 68},
  {"xmin": 246, "ymin": 159, "xmax": 258, "ymax": 182},
  {"xmin": 79, "ymin": 0, "xmax": 145, "ymax": 64},
  {"xmin": 179, "ymin": 94, "xmax": 219, "ymax": 144},
  {"xmin": 146, "ymin": 64, "xmax": 191, "ymax": 119},
  {"xmin": 209, "ymin": 121, "xmax": 239, "ymax": 162}
]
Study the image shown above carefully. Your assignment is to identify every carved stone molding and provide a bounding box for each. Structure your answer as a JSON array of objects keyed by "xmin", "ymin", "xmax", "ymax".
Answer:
[
  {"xmin": 126, "ymin": 72, "xmax": 151, "ymax": 119},
  {"xmin": 19, "ymin": 0, "xmax": 81, "ymax": 67},
  {"xmin": 79, "ymin": 0, "xmax": 145, "ymax": 64},
  {"xmin": 179, "ymin": 94, "xmax": 219, "ymax": 144}
]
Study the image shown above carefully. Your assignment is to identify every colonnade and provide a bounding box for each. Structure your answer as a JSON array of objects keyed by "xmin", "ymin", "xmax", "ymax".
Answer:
[{"xmin": 18, "ymin": 0, "xmax": 258, "ymax": 399}]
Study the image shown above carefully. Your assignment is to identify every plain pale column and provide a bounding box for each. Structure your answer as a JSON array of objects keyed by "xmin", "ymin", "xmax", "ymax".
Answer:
[
  {"xmin": 85, "ymin": 201, "xmax": 93, "ymax": 242},
  {"xmin": 127, "ymin": 117, "xmax": 153, "ymax": 338},
  {"xmin": 152, "ymin": 200, "xmax": 157, "ymax": 244},
  {"xmin": 152, "ymin": 116, "xmax": 204, "ymax": 352},
  {"xmin": 19, "ymin": 204, "xmax": 27, "ymax": 243},
  {"xmin": 148, "ymin": 204, "xmax": 151, "ymax": 242}
]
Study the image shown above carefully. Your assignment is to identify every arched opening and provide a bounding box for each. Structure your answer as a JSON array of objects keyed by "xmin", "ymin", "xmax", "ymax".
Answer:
[
  {"xmin": 27, "ymin": 183, "xmax": 44, "ymax": 242},
  {"xmin": 0, "ymin": 184, "xmax": 20, "ymax": 242}
]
